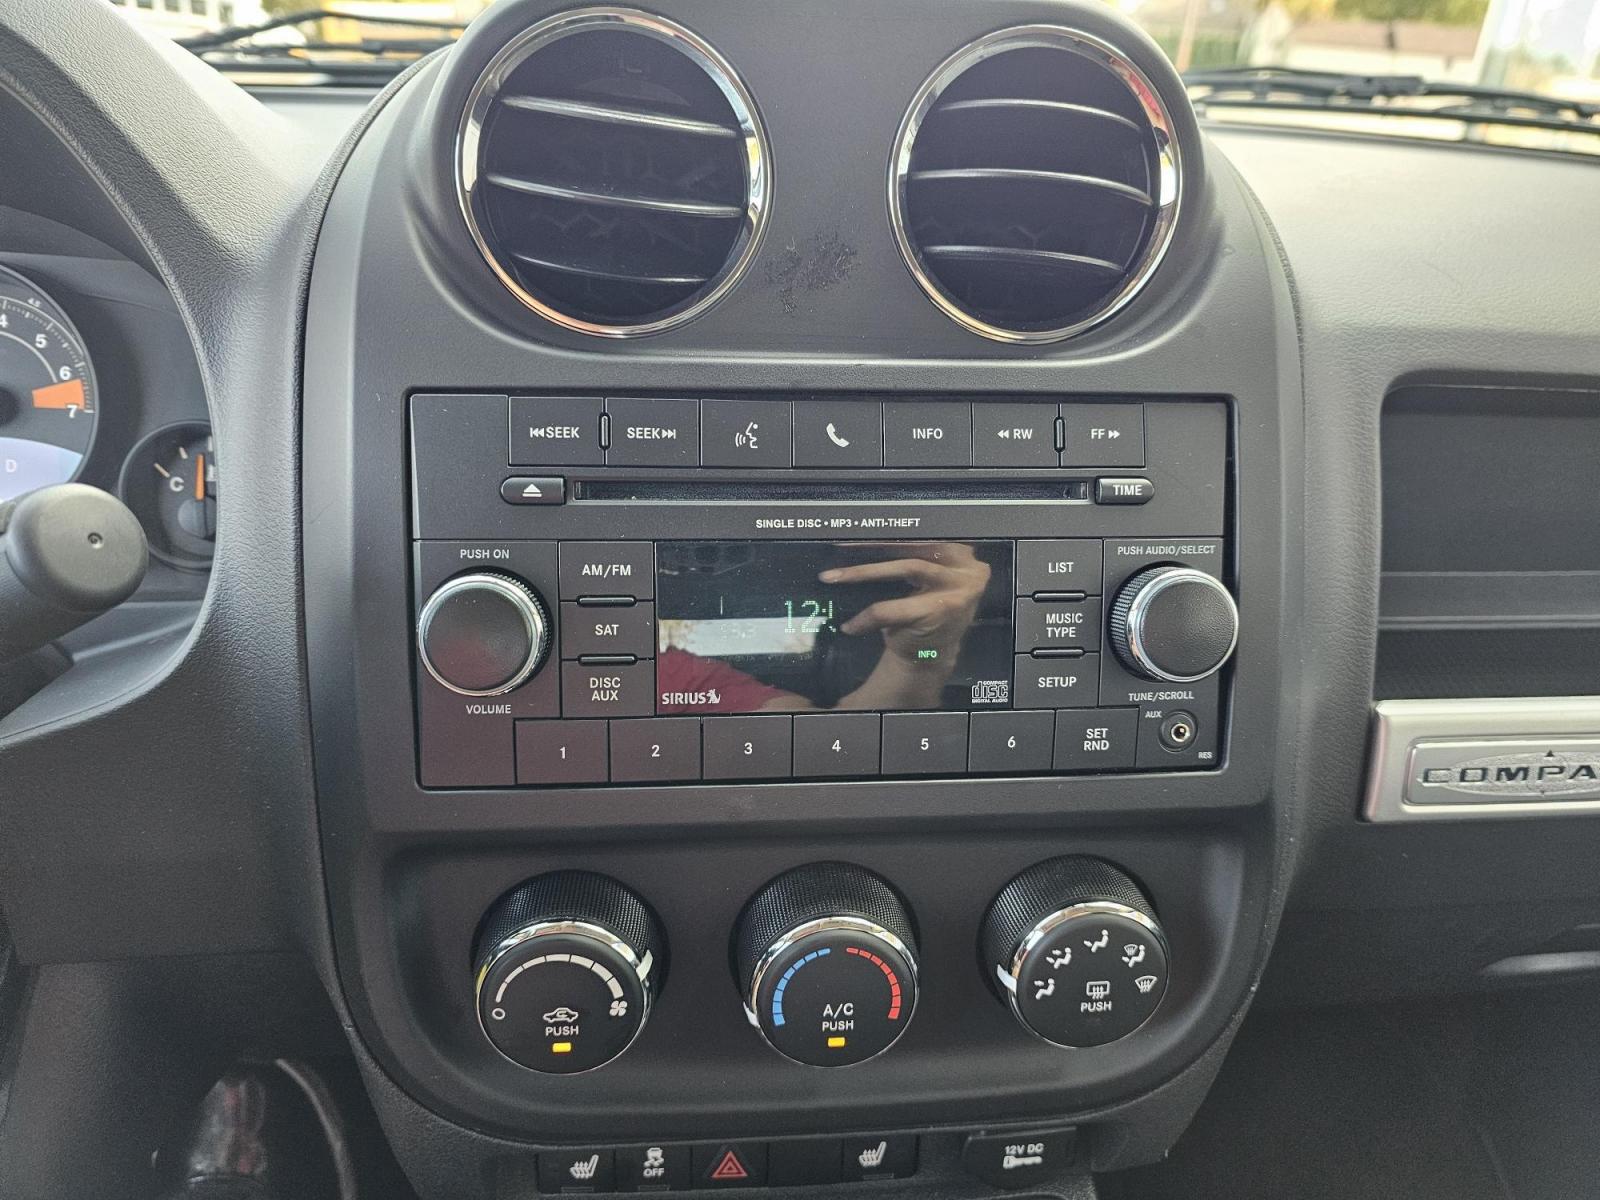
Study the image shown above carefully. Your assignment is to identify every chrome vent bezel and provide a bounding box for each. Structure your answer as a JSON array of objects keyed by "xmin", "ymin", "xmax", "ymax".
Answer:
[
  {"xmin": 456, "ymin": 6, "xmax": 772, "ymax": 338},
  {"xmin": 889, "ymin": 26, "xmax": 1182, "ymax": 344}
]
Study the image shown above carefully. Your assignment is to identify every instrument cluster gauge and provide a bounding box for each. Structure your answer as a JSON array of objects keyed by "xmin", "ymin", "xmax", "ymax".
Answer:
[
  {"xmin": 118, "ymin": 421, "xmax": 218, "ymax": 571},
  {"xmin": 0, "ymin": 264, "xmax": 99, "ymax": 503}
]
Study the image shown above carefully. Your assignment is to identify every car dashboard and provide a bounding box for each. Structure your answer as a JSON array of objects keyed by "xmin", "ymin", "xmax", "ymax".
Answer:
[{"xmin": 0, "ymin": 2, "xmax": 1598, "ymax": 1199}]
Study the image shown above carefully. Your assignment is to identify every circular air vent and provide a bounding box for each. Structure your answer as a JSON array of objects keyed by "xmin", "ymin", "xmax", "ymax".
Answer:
[
  {"xmin": 456, "ymin": 8, "xmax": 770, "ymax": 337},
  {"xmin": 890, "ymin": 27, "xmax": 1181, "ymax": 343}
]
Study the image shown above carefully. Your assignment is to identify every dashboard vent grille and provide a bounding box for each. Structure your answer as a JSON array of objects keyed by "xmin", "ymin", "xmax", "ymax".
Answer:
[
  {"xmin": 891, "ymin": 28, "xmax": 1181, "ymax": 343},
  {"xmin": 457, "ymin": 10, "xmax": 770, "ymax": 337}
]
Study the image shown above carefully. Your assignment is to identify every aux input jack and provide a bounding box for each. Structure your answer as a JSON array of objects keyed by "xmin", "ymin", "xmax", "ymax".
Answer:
[{"xmin": 1158, "ymin": 711, "xmax": 1198, "ymax": 752}]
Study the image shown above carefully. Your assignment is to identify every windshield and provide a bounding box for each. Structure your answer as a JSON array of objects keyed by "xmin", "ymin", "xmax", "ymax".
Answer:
[{"xmin": 115, "ymin": 0, "xmax": 1600, "ymax": 148}]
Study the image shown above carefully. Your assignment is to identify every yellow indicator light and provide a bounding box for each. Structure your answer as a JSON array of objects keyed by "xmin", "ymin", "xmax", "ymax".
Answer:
[
  {"xmin": 827, "ymin": 1036, "xmax": 847, "ymax": 1049},
  {"xmin": 551, "ymin": 1042, "xmax": 574, "ymax": 1054}
]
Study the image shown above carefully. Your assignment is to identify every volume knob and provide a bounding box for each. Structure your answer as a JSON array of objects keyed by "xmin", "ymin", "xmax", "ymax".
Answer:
[
  {"xmin": 417, "ymin": 570, "xmax": 549, "ymax": 696},
  {"xmin": 1108, "ymin": 565, "xmax": 1238, "ymax": 683}
]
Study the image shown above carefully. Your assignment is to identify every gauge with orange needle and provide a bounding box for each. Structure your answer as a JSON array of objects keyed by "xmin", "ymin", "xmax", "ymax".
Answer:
[
  {"xmin": 0, "ymin": 264, "xmax": 99, "ymax": 502},
  {"xmin": 118, "ymin": 422, "xmax": 218, "ymax": 571}
]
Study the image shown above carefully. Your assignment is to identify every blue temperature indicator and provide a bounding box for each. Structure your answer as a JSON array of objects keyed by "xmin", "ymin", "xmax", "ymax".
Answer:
[{"xmin": 770, "ymin": 947, "xmax": 830, "ymax": 1027}]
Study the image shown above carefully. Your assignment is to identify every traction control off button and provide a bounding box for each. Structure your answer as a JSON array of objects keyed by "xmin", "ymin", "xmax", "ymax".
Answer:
[{"xmin": 961, "ymin": 1129, "xmax": 1076, "ymax": 1191}]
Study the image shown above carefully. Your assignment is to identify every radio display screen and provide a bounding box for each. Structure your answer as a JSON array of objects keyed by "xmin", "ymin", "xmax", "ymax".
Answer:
[{"xmin": 655, "ymin": 540, "xmax": 1015, "ymax": 714}]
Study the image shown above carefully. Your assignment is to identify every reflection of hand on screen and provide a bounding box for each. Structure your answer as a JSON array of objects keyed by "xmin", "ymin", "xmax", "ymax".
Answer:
[
  {"xmin": 819, "ymin": 542, "xmax": 991, "ymax": 709},
  {"xmin": 821, "ymin": 543, "xmax": 990, "ymax": 665}
]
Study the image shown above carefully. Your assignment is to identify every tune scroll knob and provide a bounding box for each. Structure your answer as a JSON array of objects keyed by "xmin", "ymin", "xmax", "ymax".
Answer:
[
  {"xmin": 417, "ymin": 570, "xmax": 549, "ymax": 696},
  {"xmin": 735, "ymin": 864, "xmax": 919, "ymax": 1067},
  {"xmin": 981, "ymin": 858, "xmax": 1169, "ymax": 1048},
  {"xmin": 1108, "ymin": 565, "xmax": 1238, "ymax": 683},
  {"xmin": 474, "ymin": 873, "xmax": 665, "ymax": 1074}
]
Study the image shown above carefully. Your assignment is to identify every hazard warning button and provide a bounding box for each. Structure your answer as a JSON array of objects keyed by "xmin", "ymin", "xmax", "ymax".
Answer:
[{"xmin": 692, "ymin": 1142, "xmax": 768, "ymax": 1188}]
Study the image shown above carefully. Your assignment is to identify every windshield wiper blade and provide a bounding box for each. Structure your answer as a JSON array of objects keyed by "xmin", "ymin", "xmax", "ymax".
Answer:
[
  {"xmin": 1185, "ymin": 66, "xmax": 1600, "ymax": 137},
  {"xmin": 177, "ymin": 7, "xmax": 464, "ymax": 52}
]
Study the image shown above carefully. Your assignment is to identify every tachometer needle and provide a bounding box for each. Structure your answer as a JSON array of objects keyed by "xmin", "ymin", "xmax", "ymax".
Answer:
[{"xmin": 194, "ymin": 454, "xmax": 206, "ymax": 500}]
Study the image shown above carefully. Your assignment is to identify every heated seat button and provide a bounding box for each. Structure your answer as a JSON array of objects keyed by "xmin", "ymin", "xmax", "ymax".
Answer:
[
  {"xmin": 561, "ymin": 601, "xmax": 655, "ymax": 660},
  {"xmin": 841, "ymin": 1135, "xmax": 918, "ymax": 1182},
  {"xmin": 537, "ymin": 1148, "xmax": 615, "ymax": 1194},
  {"xmin": 1060, "ymin": 402, "xmax": 1144, "ymax": 468},
  {"xmin": 793, "ymin": 713, "xmax": 881, "ymax": 777},
  {"xmin": 961, "ymin": 1129, "xmax": 1076, "ymax": 1191},
  {"xmin": 973, "ymin": 401, "xmax": 1058, "ymax": 468},
  {"xmin": 793, "ymin": 400, "xmax": 883, "ymax": 468},
  {"xmin": 616, "ymin": 1143, "xmax": 690, "ymax": 1193},
  {"xmin": 1053, "ymin": 708, "xmax": 1138, "ymax": 772},
  {"xmin": 510, "ymin": 396, "xmax": 602, "ymax": 467},
  {"xmin": 691, "ymin": 1142, "xmax": 768, "ymax": 1188},
  {"xmin": 884, "ymin": 400, "xmax": 971, "ymax": 467},
  {"xmin": 610, "ymin": 717, "xmax": 701, "ymax": 782},
  {"xmin": 605, "ymin": 398, "xmax": 699, "ymax": 467},
  {"xmin": 968, "ymin": 710, "xmax": 1056, "ymax": 774}
]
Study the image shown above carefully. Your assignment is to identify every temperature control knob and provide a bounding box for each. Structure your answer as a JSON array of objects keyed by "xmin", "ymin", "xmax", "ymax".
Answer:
[
  {"xmin": 735, "ymin": 863, "xmax": 918, "ymax": 1067},
  {"xmin": 981, "ymin": 858, "xmax": 1169, "ymax": 1048},
  {"xmin": 1108, "ymin": 565, "xmax": 1238, "ymax": 683},
  {"xmin": 474, "ymin": 873, "xmax": 665, "ymax": 1074},
  {"xmin": 417, "ymin": 570, "xmax": 549, "ymax": 696}
]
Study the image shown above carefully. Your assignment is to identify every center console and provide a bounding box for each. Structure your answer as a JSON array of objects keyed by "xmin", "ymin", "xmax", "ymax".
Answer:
[{"xmin": 299, "ymin": 0, "xmax": 1301, "ymax": 1196}]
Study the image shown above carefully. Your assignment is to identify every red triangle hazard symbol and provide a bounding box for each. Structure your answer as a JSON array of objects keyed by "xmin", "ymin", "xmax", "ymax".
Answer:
[{"xmin": 709, "ymin": 1150, "xmax": 749, "ymax": 1181}]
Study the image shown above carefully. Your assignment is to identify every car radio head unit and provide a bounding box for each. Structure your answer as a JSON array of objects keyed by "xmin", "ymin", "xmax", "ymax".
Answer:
[{"xmin": 408, "ymin": 392, "xmax": 1234, "ymax": 789}]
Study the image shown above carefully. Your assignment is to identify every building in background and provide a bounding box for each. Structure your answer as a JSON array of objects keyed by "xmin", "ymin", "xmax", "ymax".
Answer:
[{"xmin": 109, "ymin": 0, "xmax": 268, "ymax": 37}]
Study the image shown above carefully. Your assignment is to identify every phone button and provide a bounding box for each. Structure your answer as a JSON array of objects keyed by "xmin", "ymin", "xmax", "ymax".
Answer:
[{"xmin": 793, "ymin": 401, "xmax": 883, "ymax": 467}]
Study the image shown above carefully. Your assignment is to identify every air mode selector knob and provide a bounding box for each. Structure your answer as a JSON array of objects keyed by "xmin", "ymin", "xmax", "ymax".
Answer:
[
  {"xmin": 474, "ymin": 873, "xmax": 666, "ymax": 1074},
  {"xmin": 417, "ymin": 570, "xmax": 549, "ymax": 696},
  {"xmin": 1108, "ymin": 565, "xmax": 1238, "ymax": 683},
  {"xmin": 735, "ymin": 864, "xmax": 919, "ymax": 1067},
  {"xmin": 981, "ymin": 858, "xmax": 1169, "ymax": 1048}
]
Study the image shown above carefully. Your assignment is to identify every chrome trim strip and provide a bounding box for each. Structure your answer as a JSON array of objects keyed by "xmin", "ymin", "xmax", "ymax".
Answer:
[
  {"xmin": 456, "ymin": 6, "xmax": 772, "ymax": 338},
  {"xmin": 907, "ymin": 166, "xmax": 1155, "ymax": 208},
  {"xmin": 935, "ymin": 97, "xmax": 1143, "ymax": 135},
  {"xmin": 483, "ymin": 172, "xmax": 744, "ymax": 219},
  {"xmin": 1365, "ymin": 697, "xmax": 1600, "ymax": 822},
  {"xmin": 999, "ymin": 901, "xmax": 1167, "ymax": 1048},
  {"xmin": 498, "ymin": 94, "xmax": 740, "ymax": 139},
  {"xmin": 888, "ymin": 25, "xmax": 1183, "ymax": 344},
  {"xmin": 473, "ymin": 919, "xmax": 655, "ymax": 1076},
  {"xmin": 743, "ymin": 915, "xmax": 918, "ymax": 1068},
  {"xmin": 1123, "ymin": 567, "xmax": 1238, "ymax": 683},
  {"xmin": 416, "ymin": 572, "xmax": 547, "ymax": 697}
]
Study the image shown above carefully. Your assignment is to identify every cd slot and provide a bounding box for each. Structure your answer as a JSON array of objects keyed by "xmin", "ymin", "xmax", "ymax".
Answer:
[{"xmin": 575, "ymin": 479, "xmax": 1092, "ymax": 503}]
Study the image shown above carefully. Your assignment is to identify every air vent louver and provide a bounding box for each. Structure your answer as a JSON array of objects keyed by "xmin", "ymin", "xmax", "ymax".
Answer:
[
  {"xmin": 457, "ymin": 9, "xmax": 769, "ymax": 336},
  {"xmin": 891, "ymin": 28, "xmax": 1181, "ymax": 343}
]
